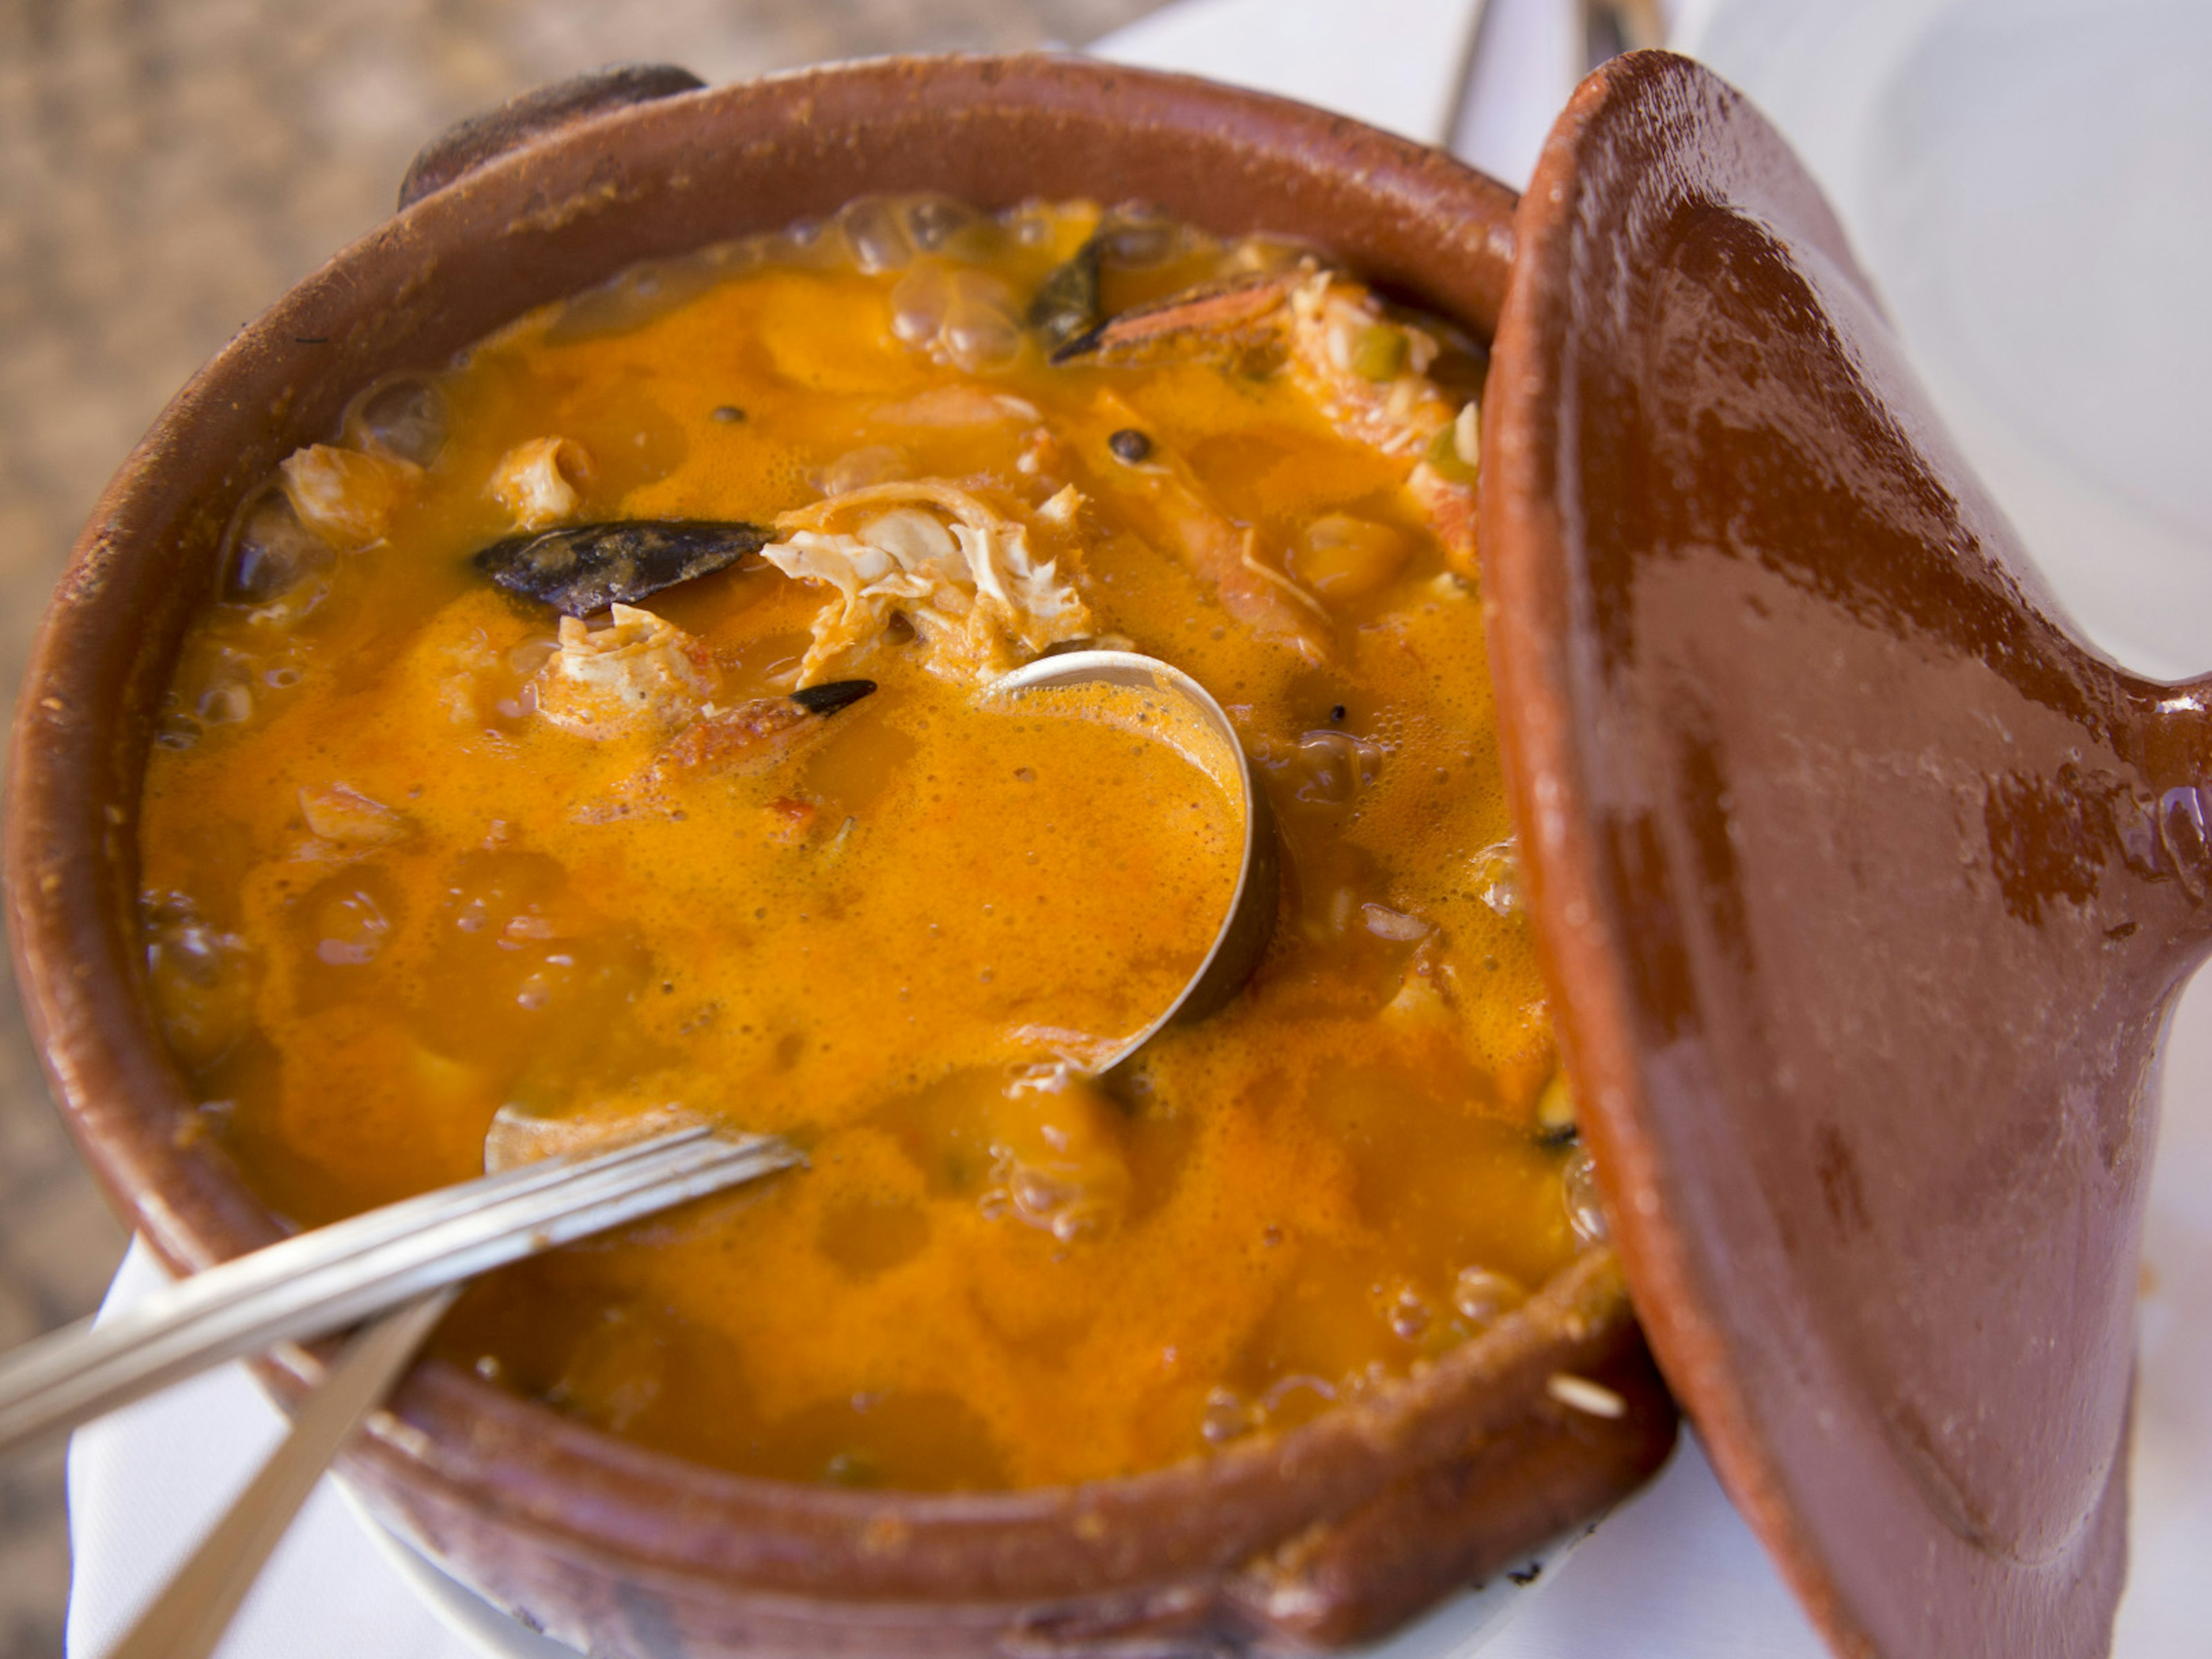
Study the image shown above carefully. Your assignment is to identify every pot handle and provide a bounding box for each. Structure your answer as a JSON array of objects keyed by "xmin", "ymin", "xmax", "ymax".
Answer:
[{"xmin": 396, "ymin": 62, "xmax": 705, "ymax": 211}]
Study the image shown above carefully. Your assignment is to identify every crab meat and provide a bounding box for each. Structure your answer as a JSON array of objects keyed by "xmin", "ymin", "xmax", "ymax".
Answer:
[
  {"xmin": 1059, "ymin": 263, "xmax": 1482, "ymax": 578},
  {"xmin": 870, "ymin": 387, "xmax": 1042, "ymax": 427},
  {"xmin": 815, "ymin": 446, "xmax": 910, "ymax": 495},
  {"xmin": 586, "ymin": 686, "xmax": 877, "ymax": 822},
  {"xmin": 298, "ymin": 783, "xmax": 412, "ymax": 847},
  {"xmin": 1282, "ymin": 270, "xmax": 1449, "ymax": 454},
  {"xmin": 762, "ymin": 481, "xmax": 1093, "ymax": 686},
  {"xmin": 1406, "ymin": 402, "xmax": 1482, "ymax": 577},
  {"xmin": 1289, "ymin": 514, "xmax": 1411, "ymax": 603},
  {"xmin": 1085, "ymin": 391, "xmax": 1331, "ymax": 662},
  {"xmin": 490, "ymin": 437, "xmax": 596, "ymax": 531},
  {"xmin": 1016, "ymin": 426, "xmax": 1067, "ymax": 485},
  {"xmin": 532, "ymin": 604, "xmax": 718, "ymax": 740},
  {"xmin": 1409, "ymin": 463, "xmax": 1476, "ymax": 577},
  {"xmin": 662, "ymin": 699, "xmax": 820, "ymax": 771},
  {"xmin": 762, "ymin": 795, "xmax": 820, "ymax": 843},
  {"xmin": 1035, "ymin": 484, "xmax": 1083, "ymax": 531},
  {"xmin": 278, "ymin": 444, "xmax": 419, "ymax": 550},
  {"xmin": 1287, "ymin": 275, "xmax": 1478, "ymax": 577}
]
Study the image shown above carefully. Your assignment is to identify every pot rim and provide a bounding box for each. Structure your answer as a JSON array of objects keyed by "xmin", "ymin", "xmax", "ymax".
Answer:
[{"xmin": 5, "ymin": 48, "xmax": 1646, "ymax": 1612}]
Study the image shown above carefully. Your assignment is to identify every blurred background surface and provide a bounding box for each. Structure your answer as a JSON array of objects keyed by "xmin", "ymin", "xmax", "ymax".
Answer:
[{"xmin": 0, "ymin": 7, "xmax": 1171, "ymax": 1652}]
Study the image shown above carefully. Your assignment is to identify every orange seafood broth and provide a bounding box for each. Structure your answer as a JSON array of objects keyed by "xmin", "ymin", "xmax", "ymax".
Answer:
[{"xmin": 138, "ymin": 197, "xmax": 1589, "ymax": 1490}]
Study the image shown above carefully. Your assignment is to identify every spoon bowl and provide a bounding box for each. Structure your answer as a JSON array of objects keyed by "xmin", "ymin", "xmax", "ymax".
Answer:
[{"xmin": 983, "ymin": 648, "xmax": 1279, "ymax": 1074}]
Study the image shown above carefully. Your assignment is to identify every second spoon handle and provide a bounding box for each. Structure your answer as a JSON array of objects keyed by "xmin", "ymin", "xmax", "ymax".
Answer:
[
  {"xmin": 98, "ymin": 1287, "xmax": 457, "ymax": 1659},
  {"xmin": 0, "ymin": 1124, "xmax": 801, "ymax": 1458}
]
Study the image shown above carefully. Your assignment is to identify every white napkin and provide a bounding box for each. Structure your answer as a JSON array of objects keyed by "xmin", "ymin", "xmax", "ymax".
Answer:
[{"xmin": 66, "ymin": 1243, "xmax": 478, "ymax": 1658}]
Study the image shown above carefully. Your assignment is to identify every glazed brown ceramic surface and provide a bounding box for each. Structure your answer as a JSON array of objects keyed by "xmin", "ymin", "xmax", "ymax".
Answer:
[
  {"xmin": 6, "ymin": 54, "xmax": 1671, "ymax": 1658},
  {"xmin": 1483, "ymin": 51, "xmax": 2200, "ymax": 1658}
]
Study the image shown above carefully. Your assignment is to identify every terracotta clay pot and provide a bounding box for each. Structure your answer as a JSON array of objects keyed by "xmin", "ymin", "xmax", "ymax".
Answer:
[{"xmin": 5, "ymin": 55, "xmax": 1674, "ymax": 1658}]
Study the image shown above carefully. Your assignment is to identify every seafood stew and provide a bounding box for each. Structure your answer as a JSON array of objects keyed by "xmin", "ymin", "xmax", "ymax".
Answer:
[{"xmin": 137, "ymin": 195, "xmax": 1600, "ymax": 1492}]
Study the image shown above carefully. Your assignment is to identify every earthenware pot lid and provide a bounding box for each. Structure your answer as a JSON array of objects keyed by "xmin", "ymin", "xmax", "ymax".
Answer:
[{"xmin": 1481, "ymin": 50, "xmax": 2209, "ymax": 1657}]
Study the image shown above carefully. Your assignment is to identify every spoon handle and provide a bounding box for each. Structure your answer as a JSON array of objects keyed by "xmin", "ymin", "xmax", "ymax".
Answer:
[
  {"xmin": 0, "ymin": 1124, "xmax": 800, "ymax": 1457},
  {"xmin": 97, "ymin": 1287, "xmax": 458, "ymax": 1659}
]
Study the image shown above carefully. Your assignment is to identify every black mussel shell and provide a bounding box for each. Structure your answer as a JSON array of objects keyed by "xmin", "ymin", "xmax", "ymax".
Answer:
[
  {"xmin": 789, "ymin": 680, "xmax": 877, "ymax": 715},
  {"xmin": 474, "ymin": 519, "xmax": 768, "ymax": 616},
  {"xmin": 1027, "ymin": 235, "xmax": 1104, "ymax": 354}
]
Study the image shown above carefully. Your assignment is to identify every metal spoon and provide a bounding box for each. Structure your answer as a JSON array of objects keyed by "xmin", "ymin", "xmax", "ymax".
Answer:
[
  {"xmin": 43, "ymin": 1121, "xmax": 798, "ymax": 1659},
  {"xmin": 486, "ymin": 649, "xmax": 1275, "ymax": 1164},
  {"xmin": 0, "ymin": 1121, "xmax": 799, "ymax": 1458},
  {"xmin": 983, "ymin": 648, "xmax": 1280, "ymax": 1074}
]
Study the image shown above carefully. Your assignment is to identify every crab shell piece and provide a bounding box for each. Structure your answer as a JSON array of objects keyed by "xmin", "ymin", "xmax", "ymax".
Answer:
[
  {"xmin": 6, "ymin": 55, "xmax": 1669, "ymax": 1659},
  {"xmin": 1051, "ymin": 271, "xmax": 1296, "ymax": 368}
]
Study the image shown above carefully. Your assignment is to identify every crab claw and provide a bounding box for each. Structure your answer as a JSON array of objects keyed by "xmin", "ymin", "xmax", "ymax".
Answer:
[{"xmin": 1050, "ymin": 271, "xmax": 1296, "ymax": 368}]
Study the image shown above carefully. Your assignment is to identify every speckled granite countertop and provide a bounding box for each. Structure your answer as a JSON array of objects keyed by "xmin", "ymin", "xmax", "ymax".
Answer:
[{"xmin": 0, "ymin": 4, "xmax": 1163, "ymax": 1651}]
